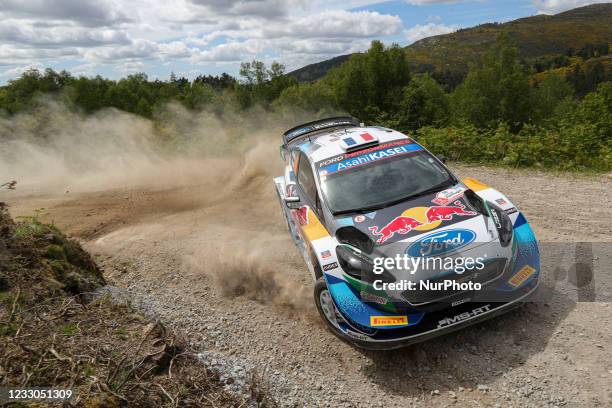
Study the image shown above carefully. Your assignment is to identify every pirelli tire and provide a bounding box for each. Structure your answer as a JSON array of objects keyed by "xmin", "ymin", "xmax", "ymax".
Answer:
[
  {"xmin": 314, "ymin": 277, "xmax": 347, "ymax": 342},
  {"xmin": 314, "ymin": 276, "xmax": 375, "ymax": 349}
]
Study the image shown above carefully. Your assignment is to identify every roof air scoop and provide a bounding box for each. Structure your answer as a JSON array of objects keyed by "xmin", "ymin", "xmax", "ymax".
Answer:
[{"xmin": 341, "ymin": 132, "xmax": 379, "ymax": 152}]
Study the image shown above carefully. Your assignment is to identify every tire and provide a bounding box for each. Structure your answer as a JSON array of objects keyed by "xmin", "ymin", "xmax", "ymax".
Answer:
[
  {"xmin": 314, "ymin": 277, "xmax": 381, "ymax": 348},
  {"xmin": 314, "ymin": 277, "xmax": 344, "ymax": 337}
]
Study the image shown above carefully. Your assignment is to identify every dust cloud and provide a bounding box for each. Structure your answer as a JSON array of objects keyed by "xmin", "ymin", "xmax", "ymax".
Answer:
[
  {"xmin": 0, "ymin": 100, "xmax": 326, "ymax": 310},
  {"xmin": 0, "ymin": 100, "xmax": 297, "ymax": 192}
]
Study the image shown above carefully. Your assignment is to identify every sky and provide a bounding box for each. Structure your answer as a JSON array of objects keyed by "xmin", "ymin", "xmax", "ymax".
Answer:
[{"xmin": 0, "ymin": 0, "xmax": 609, "ymax": 83}]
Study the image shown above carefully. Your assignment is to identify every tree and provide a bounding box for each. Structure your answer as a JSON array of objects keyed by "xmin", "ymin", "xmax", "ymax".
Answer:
[
  {"xmin": 532, "ymin": 73, "xmax": 574, "ymax": 123},
  {"xmin": 183, "ymin": 82, "xmax": 215, "ymax": 109},
  {"xmin": 239, "ymin": 60, "xmax": 268, "ymax": 86},
  {"xmin": 69, "ymin": 75, "xmax": 111, "ymax": 113},
  {"xmin": 236, "ymin": 60, "xmax": 296, "ymax": 108},
  {"xmin": 399, "ymin": 74, "xmax": 449, "ymax": 131},
  {"xmin": 323, "ymin": 41, "xmax": 410, "ymax": 121},
  {"xmin": 450, "ymin": 33, "xmax": 532, "ymax": 131},
  {"xmin": 135, "ymin": 97, "xmax": 152, "ymax": 118},
  {"xmin": 0, "ymin": 68, "xmax": 74, "ymax": 113},
  {"xmin": 275, "ymin": 82, "xmax": 335, "ymax": 112}
]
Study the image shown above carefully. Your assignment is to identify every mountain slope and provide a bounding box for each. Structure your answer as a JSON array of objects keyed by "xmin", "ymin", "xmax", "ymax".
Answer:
[
  {"xmin": 288, "ymin": 3, "xmax": 612, "ymax": 82},
  {"xmin": 289, "ymin": 54, "xmax": 352, "ymax": 83}
]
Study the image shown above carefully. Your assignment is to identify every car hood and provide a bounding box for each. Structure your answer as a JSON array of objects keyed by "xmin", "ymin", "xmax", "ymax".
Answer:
[{"xmin": 330, "ymin": 184, "xmax": 501, "ymax": 276}]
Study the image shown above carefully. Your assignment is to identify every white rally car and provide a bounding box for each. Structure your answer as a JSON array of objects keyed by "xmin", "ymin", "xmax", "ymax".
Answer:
[{"xmin": 274, "ymin": 117, "xmax": 540, "ymax": 349}]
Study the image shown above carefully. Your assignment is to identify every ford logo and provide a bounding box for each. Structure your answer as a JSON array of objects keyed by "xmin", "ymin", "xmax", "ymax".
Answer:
[{"xmin": 406, "ymin": 229, "xmax": 476, "ymax": 258}]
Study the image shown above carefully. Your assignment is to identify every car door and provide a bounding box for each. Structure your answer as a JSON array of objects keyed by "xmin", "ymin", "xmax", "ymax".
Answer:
[{"xmin": 293, "ymin": 151, "xmax": 330, "ymax": 274}]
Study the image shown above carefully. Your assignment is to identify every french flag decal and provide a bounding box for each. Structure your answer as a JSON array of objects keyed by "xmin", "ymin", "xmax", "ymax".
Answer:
[{"xmin": 341, "ymin": 132, "xmax": 378, "ymax": 150}]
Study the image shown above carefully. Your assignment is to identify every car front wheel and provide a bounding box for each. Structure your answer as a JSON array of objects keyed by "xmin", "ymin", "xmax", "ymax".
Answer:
[{"xmin": 314, "ymin": 277, "xmax": 342, "ymax": 332}]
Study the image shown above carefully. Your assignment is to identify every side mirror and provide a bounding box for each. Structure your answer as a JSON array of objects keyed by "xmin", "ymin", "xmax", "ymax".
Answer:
[
  {"xmin": 284, "ymin": 195, "xmax": 301, "ymax": 209},
  {"xmin": 437, "ymin": 154, "xmax": 447, "ymax": 164}
]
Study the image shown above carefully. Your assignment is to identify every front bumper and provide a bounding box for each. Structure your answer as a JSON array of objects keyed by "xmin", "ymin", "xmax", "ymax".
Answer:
[{"xmin": 339, "ymin": 279, "xmax": 539, "ymax": 350}]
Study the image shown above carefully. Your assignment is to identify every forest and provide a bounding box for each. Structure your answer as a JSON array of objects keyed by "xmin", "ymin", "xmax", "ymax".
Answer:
[{"xmin": 1, "ymin": 35, "xmax": 610, "ymax": 171}]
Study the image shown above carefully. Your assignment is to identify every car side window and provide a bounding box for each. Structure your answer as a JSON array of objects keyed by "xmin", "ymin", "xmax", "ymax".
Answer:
[{"xmin": 297, "ymin": 152, "xmax": 318, "ymax": 205}]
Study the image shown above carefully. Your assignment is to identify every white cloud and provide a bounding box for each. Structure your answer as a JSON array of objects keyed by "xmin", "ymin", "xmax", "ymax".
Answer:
[
  {"xmin": 70, "ymin": 62, "xmax": 98, "ymax": 76},
  {"xmin": 192, "ymin": 40, "xmax": 265, "ymax": 62},
  {"xmin": 404, "ymin": 23, "xmax": 455, "ymax": 43},
  {"xmin": 188, "ymin": 0, "xmax": 308, "ymax": 19},
  {"xmin": 264, "ymin": 10, "xmax": 403, "ymax": 38},
  {"xmin": 532, "ymin": 0, "xmax": 611, "ymax": 13},
  {"xmin": 0, "ymin": 0, "xmax": 409, "ymax": 78},
  {"xmin": 114, "ymin": 60, "xmax": 146, "ymax": 74},
  {"xmin": 0, "ymin": 0, "xmax": 130, "ymax": 26},
  {"xmin": 0, "ymin": 63, "xmax": 44, "ymax": 78},
  {"xmin": 0, "ymin": 21, "xmax": 131, "ymax": 48}
]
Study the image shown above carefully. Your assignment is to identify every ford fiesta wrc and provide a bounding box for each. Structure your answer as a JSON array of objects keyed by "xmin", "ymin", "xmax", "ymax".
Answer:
[{"xmin": 274, "ymin": 117, "xmax": 540, "ymax": 350}]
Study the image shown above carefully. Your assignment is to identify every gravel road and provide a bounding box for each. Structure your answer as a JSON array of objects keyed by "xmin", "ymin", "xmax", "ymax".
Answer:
[{"xmin": 4, "ymin": 163, "xmax": 612, "ymax": 407}]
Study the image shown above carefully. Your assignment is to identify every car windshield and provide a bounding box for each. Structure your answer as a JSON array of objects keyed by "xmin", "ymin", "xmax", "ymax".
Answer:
[{"xmin": 318, "ymin": 146, "xmax": 454, "ymax": 214}]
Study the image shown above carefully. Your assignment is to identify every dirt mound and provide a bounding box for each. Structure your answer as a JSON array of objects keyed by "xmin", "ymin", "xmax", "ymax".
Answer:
[
  {"xmin": 0, "ymin": 205, "xmax": 275, "ymax": 407},
  {"xmin": 0, "ymin": 203, "xmax": 104, "ymax": 299}
]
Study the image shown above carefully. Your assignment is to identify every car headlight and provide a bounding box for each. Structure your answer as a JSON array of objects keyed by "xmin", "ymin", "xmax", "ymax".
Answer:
[
  {"xmin": 489, "ymin": 204, "xmax": 513, "ymax": 247},
  {"xmin": 335, "ymin": 244, "xmax": 395, "ymax": 284}
]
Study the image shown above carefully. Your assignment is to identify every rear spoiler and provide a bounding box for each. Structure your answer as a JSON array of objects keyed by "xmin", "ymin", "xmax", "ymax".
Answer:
[{"xmin": 282, "ymin": 116, "xmax": 361, "ymax": 145}]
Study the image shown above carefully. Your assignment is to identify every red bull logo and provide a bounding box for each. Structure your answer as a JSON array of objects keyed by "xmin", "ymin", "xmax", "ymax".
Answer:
[
  {"xmin": 426, "ymin": 201, "xmax": 476, "ymax": 223},
  {"xmin": 369, "ymin": 217, "xmax": 423, "ymax": 244},
  {"xmin": 369, "ymin": 200, "xmax": 478, "ymax": 245}
]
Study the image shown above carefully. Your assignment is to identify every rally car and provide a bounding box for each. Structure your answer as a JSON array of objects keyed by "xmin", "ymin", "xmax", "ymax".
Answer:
[{"xmin": 274, "ymin": 117, "xmax": 540, "ymax": 350}]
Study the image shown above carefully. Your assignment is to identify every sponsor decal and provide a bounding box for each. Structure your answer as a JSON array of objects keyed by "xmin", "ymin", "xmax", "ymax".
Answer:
[
  {"xmin": 317, "ymin": 140, "xmax": 411, "ymax": 169},
  {"xmin": 432, "ymin": 187, "xmax": 465, "ymax": 206},
  {"xmin": 321, "ymin": 250, "xmax": 332, "ymax": 259},
  {"xmin": 451, "ymin": 297, "xmax": 471, "ymax": 307},
  {"xmin": 360, "ymin": 291, "xmax": 388, "ymax": 305},
  {"xmin": 319, "ymin": 142, "xmax": 422, "ymax": 175},
  {"xmin": 508, "ymin": 265, "xmax": 536, "ymax": 288},
  {"xmin": 337, "ymin": 217, "xmax": 354, "ymax": 227},
  {"xmin": 369, "ymin": 200, "xmax": 477, "ymax": 245},
  {"xmin": 295, "ymin": 206, "xmax": 309, "ymax": 225},
  {"xmin": 370, "ymin": 316, "xmax": 408, "ymax": 327},
  {"xmin": 406, "ymin": 229, "xmax": 477, "ymax": 258},
  {"xmin": 322, "ymin": 262, "xmax": 339, "ymax": 271},
  {"xmin": 318, "ymin": 155, "xmax": 344, "ymax": 169},
  {"xmin": 369, "ymin": 217, "xmax": 423, "ymax": 244},
  {"xmin": 425, "ymin": 201, "xmax": 476, "ymax": 223},
  {"xmin": 285, "ymin": 118, "xmax": 356, "ymax": 140},
  {"xmin": 505, "ymin": 207, "xmax": 518, "ymax": 215},
  {"xmin": 490, "ymin": 207, "xmax": 502, "ymax": 229},
  {"xmin": 365, "ymin": 211, "xmax": 377, "ymax": 220},
  {"xmin": 344, "ymin": 329, "xmax": 372, "ymax": 341},
  {"xmin": 354, "ymin": 215, "xmax": 366, "ymax": 223},
  {"xmin": 437, "ymin": 304, "xmax": 491, "ymax": 328},
  {"xmin": 495, "ymin": 198, "xmax": 508, "ymax": 206}
]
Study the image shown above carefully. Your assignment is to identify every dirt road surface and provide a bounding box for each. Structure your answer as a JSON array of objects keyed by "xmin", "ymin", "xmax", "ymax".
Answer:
[{"xmin": 3, "ymin": 161, "xmax": 611, "ymax": 407}]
